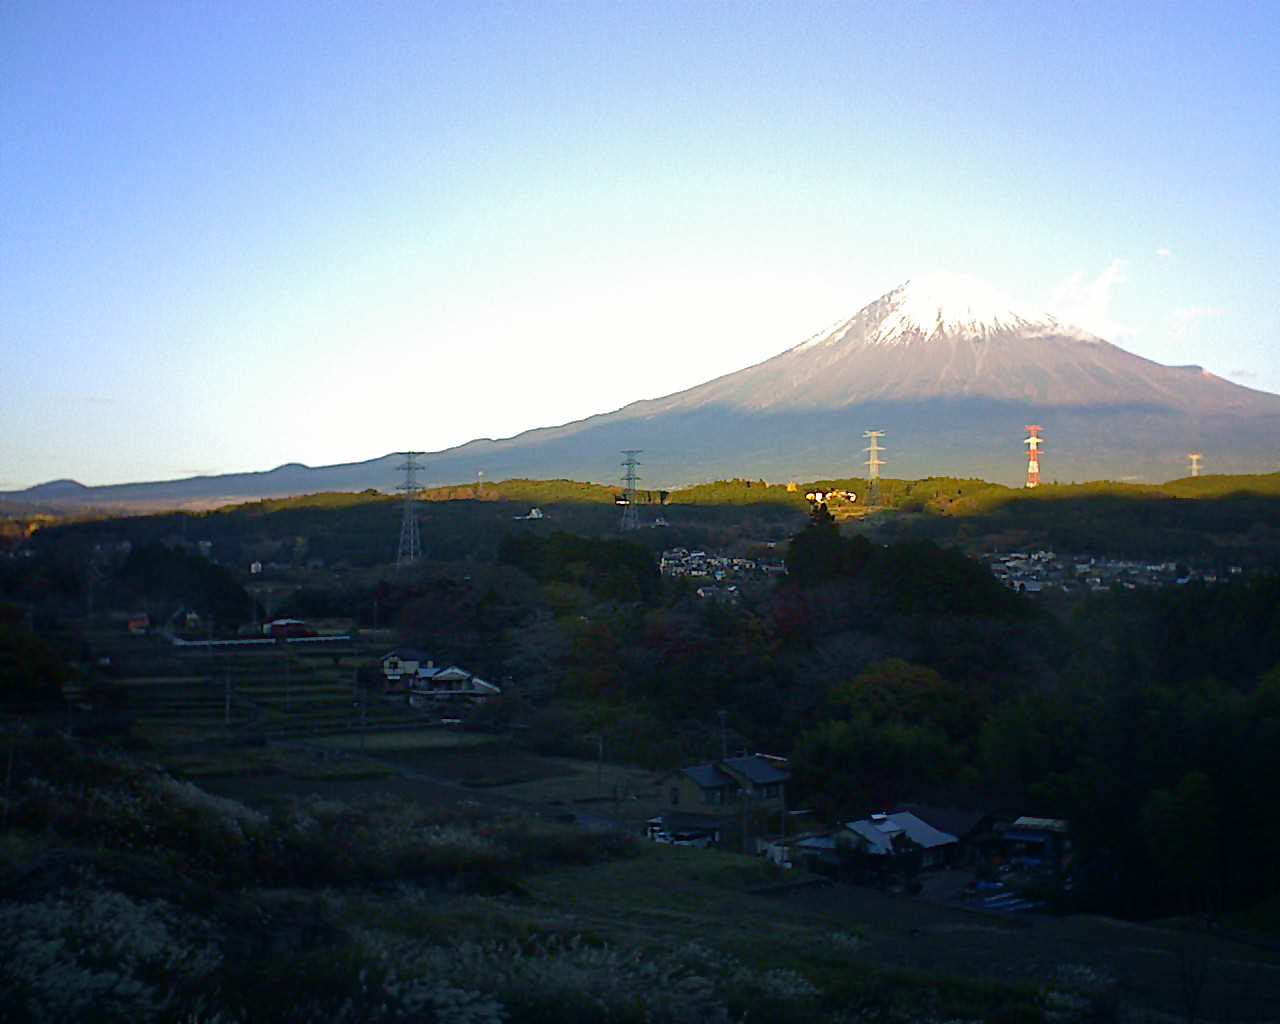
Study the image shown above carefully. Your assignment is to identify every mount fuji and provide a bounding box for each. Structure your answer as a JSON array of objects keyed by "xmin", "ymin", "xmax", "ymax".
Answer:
[{"xmin": 8, "ymin": 274, "xmax": 1280, "ymax": 508}]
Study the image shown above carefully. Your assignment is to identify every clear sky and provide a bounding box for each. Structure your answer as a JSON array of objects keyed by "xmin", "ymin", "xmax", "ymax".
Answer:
[{"xmin": 3, "ymin": 1, "xmax": 1277, "ymax": 489}]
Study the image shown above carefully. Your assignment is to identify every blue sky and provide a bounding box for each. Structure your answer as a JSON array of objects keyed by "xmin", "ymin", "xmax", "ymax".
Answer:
[{"xmin": 3, "ymin": 1, "xmax": 1277, "ymax": 488}]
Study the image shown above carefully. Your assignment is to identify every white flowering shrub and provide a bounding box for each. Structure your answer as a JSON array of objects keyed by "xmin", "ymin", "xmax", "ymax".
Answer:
[
  {"xmin": 0, "ymin": 887, "xmax": 222, "ymax": 1022},
  {"xmin": 155, "ymin": 775, "xmax": 268, "ymax": 832},
  {"xmin": 1042, "ymin": 987, "xmax": 1095, "ymax": 1024},
  {"xmin": 1041, "ymin": 962, "xmax": 1119, "ymax": 1024},
  {"xmin": 826, "ymin": 930, "xmax": 867, "ymax": 954},
  {"xmin": 383, "ymin": 934, "xmax": 728, "ymax": 1024},
  {"xmin": 12, "ymin": 755, "xmax": 266, "ymax": 881},
  {"xmin": 340, "ymin": 931, "xmax": 825, "ymax": 1024}
]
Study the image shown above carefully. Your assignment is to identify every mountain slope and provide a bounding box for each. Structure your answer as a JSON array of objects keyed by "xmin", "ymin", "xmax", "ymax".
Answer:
[{"xmin": 7, "ymin": 274, "xmax": 1279, "ymax": 507}]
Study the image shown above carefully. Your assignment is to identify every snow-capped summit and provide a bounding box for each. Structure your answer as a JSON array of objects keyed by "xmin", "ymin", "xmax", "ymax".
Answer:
[
  {"xmin": 797, "ymin": 272, "xmax": 1072, "ymax": 351},
  {"xmin": 879, "ymin": 272, "xmax": 1043, "ymax": 341},
  {"xmin": 647, "ymin": 270, "xmax": 1280, "ymax": 426}
]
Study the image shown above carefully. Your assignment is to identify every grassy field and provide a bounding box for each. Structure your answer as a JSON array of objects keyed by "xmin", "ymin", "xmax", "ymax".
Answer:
[
  {"xmin": 527, "ymin": 843, "xmax": 1280, "ymax": 1021},
  {"xmin": 161, "ymin": 745, "xmax": 396, "ymax": 781},
  {"xmin": 306, "ymin": 728, "xmax": 496, "ymax": 752}
]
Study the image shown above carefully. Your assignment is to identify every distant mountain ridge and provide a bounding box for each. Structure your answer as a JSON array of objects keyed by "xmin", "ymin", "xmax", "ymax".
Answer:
[{"xmin": 7, "ymin": 273, "xmax": 1279, "ymax": 510}]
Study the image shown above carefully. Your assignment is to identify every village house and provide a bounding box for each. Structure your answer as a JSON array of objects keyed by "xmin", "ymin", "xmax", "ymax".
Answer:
[
  {"xmin": 781, "ymin": 810, "xmax": 962, "ymax": 875},
  {"xmin": 263, "ymin": 618, "xmax": 311, "ymax": 640},
  {"xmin": 408, "ymin": 664, "xmax": 501, "ymax": 705},
  {"xmin": 380, "ymin": 648, "xmax": 433, "ymax": 683},
  {"xmin": 998, "ymin": 816, "xmax": 1070, "ymax": 870},
  {"xmin": 648, "ymin": 754, "xmax": 790, "ymax": 848},
  {"xmin": 662, "ymin": 754, "xmax": 788, "ymax": 814},
  {"xmin": 894, "ymin": 804, "xmax": 995, "ymax": 866},
  {"xmin": 381, "ymin": 650, "xmax": 502, "ymax": 703},
  {"xmin": 843, "ymin": 811, "xmax": 959, "ymax": 868}
]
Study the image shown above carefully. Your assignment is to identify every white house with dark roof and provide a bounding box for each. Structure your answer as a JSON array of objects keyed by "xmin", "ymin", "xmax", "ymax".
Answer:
[{"xmin": 408, "ymin": 664, "xmax": 501, "ymax": 705}]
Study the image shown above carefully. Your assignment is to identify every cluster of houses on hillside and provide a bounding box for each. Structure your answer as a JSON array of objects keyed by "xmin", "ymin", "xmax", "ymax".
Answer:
[
  {"xmin": 379, "ymin": 648, "xmax": 502, "ymax": 706},
  {"xmin": 646, "ymin": 754, "xmax": 1069, "ymax": 901},
  {"xmin": 659, "ymin": 548, "xmax": 787, "ymax": 601},
  {"xmin": 982, "ymin": 549, "xmax": 1243, "ymax": 594}
]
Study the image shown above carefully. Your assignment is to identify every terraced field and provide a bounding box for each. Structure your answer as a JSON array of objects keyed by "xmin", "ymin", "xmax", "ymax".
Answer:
[{"xmin": 76, "ymin": 636, "xmax": 474, "ymax": 748}]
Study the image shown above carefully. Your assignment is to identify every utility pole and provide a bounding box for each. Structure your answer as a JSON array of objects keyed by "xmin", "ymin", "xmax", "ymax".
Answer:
[
  {"xmin": 596, "ymin": 731, "xmax": 605, "ymax": 791},
  {"xmin": 3, "ymin": 734, "xmax": 15, "ymax": 829},
  {"xmin": 360, "ymin": 680, "xmax": 368, "ymax": 750},
  {"xmin": 718, "ymin": 709, "xmax": 728, "ymax": 761}
]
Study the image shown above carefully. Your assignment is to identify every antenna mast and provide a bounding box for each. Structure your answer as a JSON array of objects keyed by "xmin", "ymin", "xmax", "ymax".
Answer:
[
  {"xmin": 863, "ymin": 431, "xmax": 885, "ymax": 506},
  {"xmin": 1188, "ymin": 452, "xmax": 1202, "ymax": 478},
  {"xmin": 619, "ymin": 450, "xmax": 642, "ymax": 531},
  {"xmin": 396, "ymin": 452, "xmax": 424, "ymax": 568},
  {"xmin": 1024, "ymin": 426, "xmax": 1044, "ymax": 488}
]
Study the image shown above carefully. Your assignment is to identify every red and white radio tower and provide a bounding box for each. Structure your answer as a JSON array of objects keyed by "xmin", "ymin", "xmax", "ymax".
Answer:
[{"xmin": 1024, "ymin": 425, "xmax": 1044, "ymax": 488}]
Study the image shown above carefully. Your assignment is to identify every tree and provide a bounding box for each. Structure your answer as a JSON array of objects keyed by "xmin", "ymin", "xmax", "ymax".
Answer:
[
  {"xmin": 0, "ymin": 622, "xmax": 67, "ymax": 705},
  {"xmin": 1142, "ymin": 771, "xmax": 1220, "ymax": 914},
  {"xmin": 828, "ymin": 658, "xmax": 969, "ymax": 739},
  {"xmin": 785, "ymin": 515, "xmax": 871, "ymax": 586}
]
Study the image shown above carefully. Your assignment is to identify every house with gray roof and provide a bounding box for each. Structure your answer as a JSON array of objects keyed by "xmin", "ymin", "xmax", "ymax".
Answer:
[
  {"xmin": 409, "ymin": 664, "xmax": 501, "ymax": 705},
  {"xmin": 843, "ymin": 811, "xmax": 959, "ymax": 868},
  {"xmin": 661, "ymin": 754, "xmax": 789, "ymax": 817}
]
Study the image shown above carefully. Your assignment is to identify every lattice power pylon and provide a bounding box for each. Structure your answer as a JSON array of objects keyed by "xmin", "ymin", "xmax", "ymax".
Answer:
[
  {"xmin": 1188, "ymin": 452, "xmax": 1203, "ymax": 478},
  {"xmin": 618, "ymin": 450, "xmax": 642, "ymax": 531},
  {"xmin": 396, "ymin": 452, "xmax": 424, "ymax": 569},
  {"xmin": 1024, "ymin": 426, "xmax": 1044, "ymax": 488},
  {"xmin": 863, "ymin": 431, "xmax": 886, "ymax": 506}
]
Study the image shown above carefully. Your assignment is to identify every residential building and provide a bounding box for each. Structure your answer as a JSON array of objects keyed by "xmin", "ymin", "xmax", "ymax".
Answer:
[
  {"xmin": 662, "ymin": 754, "xmax": 789, "ymax": 815},
  {"xmin": 380, "ymin": 648, "xmax": 433, "ymax": 682},
  {"xmin": 408, "ymin": 664, "xmax": 501, "ymax": 704},
  {"xmin": 843, "ymin": 811, "xmax": 958, "ymax": 868}
]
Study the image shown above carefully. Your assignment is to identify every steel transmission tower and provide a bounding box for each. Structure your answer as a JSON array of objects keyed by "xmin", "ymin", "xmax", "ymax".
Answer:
[
  {"xmin": 1024, "ymin": 426, "xmax": 1044, "ymax": 488},
  {"xmin": 863, "ymin": 431, "xmax": 885, "ymax": 506},
  {"xmin": 396, "ymin": 452, "xmax": 424, "ymax": 569},
  {"xmin": 1188, "ymin": 452, "xmax": 1203, "ymax": 478},
  {"xmin": 618, "ymin": 450, "xmax": 642, "ymax": 531}
]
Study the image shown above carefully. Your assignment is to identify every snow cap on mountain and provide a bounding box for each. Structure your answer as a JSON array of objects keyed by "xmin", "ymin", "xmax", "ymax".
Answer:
[
  {"xmin": 887, "ymin": 272, "xmax": 1037, "ymax": 338},
  {"xmin": 797, "ymin": 271, "xmax": 1085, "ymax": 350}
]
